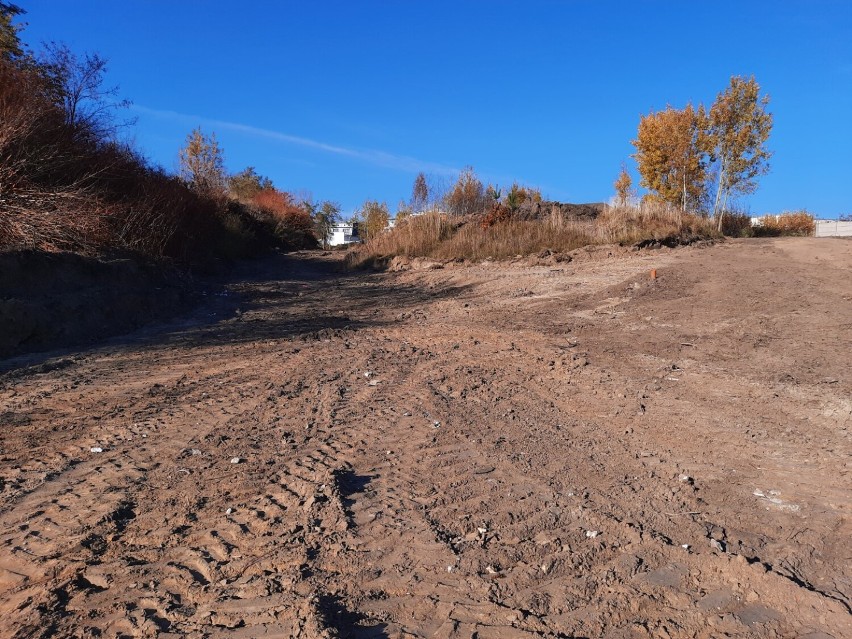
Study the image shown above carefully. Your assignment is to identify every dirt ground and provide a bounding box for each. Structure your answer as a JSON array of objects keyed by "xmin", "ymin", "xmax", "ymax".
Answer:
[{"xmin": 0, "ymin": 237, "xmax": 849, "ymax": 638}]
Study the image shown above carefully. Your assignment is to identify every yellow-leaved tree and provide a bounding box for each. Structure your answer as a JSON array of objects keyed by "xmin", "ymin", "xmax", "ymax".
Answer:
[
  {"xmin": 360, "ymin": 199, "xmax": 390, "ymax": 241},
  {"xmin": 613, "ymin": 163, "xmax": 635, "ymax": 207},
  {"xmin": 445, "ymin": 166, "xmax": 486, "ymax": 216},
  {"xmin": 631, "ymin": 103, "xmax": 709, "ymax": 212},
  {"xmin": 708, "ymin": 76, "xmax": 773, "ymax": 229}
]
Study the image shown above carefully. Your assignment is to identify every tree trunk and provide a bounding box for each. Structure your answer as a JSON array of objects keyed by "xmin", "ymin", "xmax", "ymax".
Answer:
[{"xmin": 713, "ymin": 157, "xmax": 727, "ymax": 230}]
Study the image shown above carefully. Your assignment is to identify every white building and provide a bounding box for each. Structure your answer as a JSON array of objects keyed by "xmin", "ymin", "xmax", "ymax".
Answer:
[{"xmin": 327, "ymin": 222, "xmax": 361, "ymax": 246}]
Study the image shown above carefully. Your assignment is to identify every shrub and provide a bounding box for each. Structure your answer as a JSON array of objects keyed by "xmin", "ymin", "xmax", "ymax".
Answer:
[
  {"xmin": 754, "ymin": 211, "xmax": 815, "ymax": 237},
  {"xmin": 720, "ymin": 211, "xmax": 754, "ymax": 237}
]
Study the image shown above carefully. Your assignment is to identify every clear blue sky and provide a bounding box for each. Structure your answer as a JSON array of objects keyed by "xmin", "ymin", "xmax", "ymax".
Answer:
[{"xmin": 18, "ymin": 1, "xmax": 852, "ymax": 217}]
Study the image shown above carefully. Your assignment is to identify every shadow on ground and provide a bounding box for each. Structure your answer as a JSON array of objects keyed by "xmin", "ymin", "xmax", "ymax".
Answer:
[{"xmin": 0, "ymin": 251, "xmax": 474, "ymax": 375}]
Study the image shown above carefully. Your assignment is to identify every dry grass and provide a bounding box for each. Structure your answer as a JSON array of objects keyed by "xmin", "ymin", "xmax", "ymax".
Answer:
[{"xmin": 346, "ymin": 203, "xmax": 718, "ymax": 268}]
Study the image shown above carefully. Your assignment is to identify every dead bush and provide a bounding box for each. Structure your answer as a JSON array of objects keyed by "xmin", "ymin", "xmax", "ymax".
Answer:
[{"xmin": 754, "ymin": 211, "xmax": 815, "ymax": 237}]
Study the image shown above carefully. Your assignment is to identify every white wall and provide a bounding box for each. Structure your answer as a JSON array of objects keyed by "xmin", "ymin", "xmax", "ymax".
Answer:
[{"xmin": 815, "ymin": 220, "xmax": 852, "ymax": 237}]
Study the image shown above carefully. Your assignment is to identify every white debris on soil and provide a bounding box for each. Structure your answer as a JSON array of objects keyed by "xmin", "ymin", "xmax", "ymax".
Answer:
[
  {"xmin": 230, "ymin": 457, "xmax": 242, "ymax": 464},
  {"xmin": 89, "ymin": 447, "xmax": 103, "ymax": 453}
]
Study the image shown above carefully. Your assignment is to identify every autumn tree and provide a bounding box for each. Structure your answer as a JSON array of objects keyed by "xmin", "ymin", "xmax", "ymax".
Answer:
[
  {"xmin": 396, "ymin": 199, "xmax": 412, "ymax": 222},
  {"xmin": 229, "ymin": 166, "xmax": 272, "ymax": 201},
  {"xmin": 613, "ymin": 164, "xmax": 635, "ymax": 207},
  {"xmin": 179, "ymin": 127, "xmax": 226, "ymax": 196},
  {"xmin": 360, "ymin": 199, "xmax": 390, "ymax": 240},
  {"xmin": 38, "ymin": 42, "xmax": 132, "ymax": 139},
  {"xmin": 411, "ymin": 172, "xmax": 428, "ymax": 212},
  {"xmin": 0, "ymin": 2, "xmax": 24, "ymax": 59},
  {"xmin": 707, "ymin": 75, "xmax": 772, "ymax": 229},
  {"xmin": 632, "ymin": 103, "xmax": 709, "ymax": 212},
  {"xmin": 445, "ymin": 166, "xmax": 486, "ymax": 216},
  {"xmin": 314, "ymin": 200, "xmax": 341, "ymax": 249}
]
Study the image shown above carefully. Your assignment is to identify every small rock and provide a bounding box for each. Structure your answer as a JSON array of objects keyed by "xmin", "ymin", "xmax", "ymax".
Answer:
[
  {"xmin": 432, "ymin": 420, "xmax": 440, "ymax": 428},
  {"xmin": 679, "ymin": 474, "xmax": 693, "ymax": 483},
  {"xmin": 710, "ymin": 539, "xmax": 726, "ymax": 552},
  {"xmin": 230, "ymin": 457, "xmax": 242, "ymax": 464},
  {"xmin": 89, "ymin": 447, "xmax": 104, "ymax": 453},
  {"xmin": 225, "ymin": 507, "xmax": 233, "ymax": 515},
  {"xmin": 682, "ymin": 544, "xmax": 691, "ymax": 551},
  {"xmin": 586, "ymin": 530, "xmax": 600, "ymax": 539},
  {"xmin": 367, "ymin": 380, "xmax": 379, "ymax": 386}
]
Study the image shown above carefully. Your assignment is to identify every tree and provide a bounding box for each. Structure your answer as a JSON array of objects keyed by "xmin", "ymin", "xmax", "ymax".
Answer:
[
  {"xmin": 229, "ymin": 166, "xmax": 272, "ymax": 201},
  {"xmin": 411, "ymin": 172, "xmax": 428, "ymax": 212},
  {"xmin": 39, "ymin": 42, "xmax": 132, "ymax": 138},
  {"xmin": 178, "ymin": 127, "xmax": 226, "ymax": 196},
  {"xmin": 360, "ymin": 199, "xmax": 390, "ymax": 240},
  {"xmin": 396, "ymin": 199, "xmax": 412, "ymax": 222},
  {"xmin": 0, "ymin": 2, "xmax": 25, "ymax": 60},
  {"xmin": 632, "ymin": 103, "xmax": 709, "ymax": 211},
  {"xmin": 613, "ymin": 163, "xmax": 635, "ymax": 207},
  {"xmin": 314, "ymin": 200, "xmax": 341, "ymax": 249},
  {"xmin": 505, "ymin": 184, "xmax": 523, "ymax": 213},
  {"xmin": 445, "ymin": 166, "xmax": 486, "ymax": 216},
  {"xmin": 708, "ymin": 75, "xmax": 773, "ymax": 229}
]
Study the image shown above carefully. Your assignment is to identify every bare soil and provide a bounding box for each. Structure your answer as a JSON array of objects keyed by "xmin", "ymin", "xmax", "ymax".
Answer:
[{"xmin": 1, "ymin": 237, "xmax": 850, "ymax": 638}]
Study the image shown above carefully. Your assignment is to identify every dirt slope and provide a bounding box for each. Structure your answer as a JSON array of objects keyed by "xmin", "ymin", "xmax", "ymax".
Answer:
[{"xmin": 0, "ymin": 238, "xmax": 849, "ymax": 638}]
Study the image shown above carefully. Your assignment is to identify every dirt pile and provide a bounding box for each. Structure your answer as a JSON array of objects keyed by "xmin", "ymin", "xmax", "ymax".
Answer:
[{"xmin": 0, "ymin": 238, "xmax": 849, "ymax": 638}]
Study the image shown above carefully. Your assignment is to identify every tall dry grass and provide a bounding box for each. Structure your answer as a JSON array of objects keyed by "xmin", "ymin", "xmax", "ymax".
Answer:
[{"xmin": 346, "ymin": 202, "xmax": 718, "ymax": 268}]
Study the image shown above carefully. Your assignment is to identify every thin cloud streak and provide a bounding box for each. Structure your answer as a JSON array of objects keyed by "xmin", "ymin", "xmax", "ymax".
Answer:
[{"xmin": 132, "ymin": 105, "xmax": 459, "ymax": 176}]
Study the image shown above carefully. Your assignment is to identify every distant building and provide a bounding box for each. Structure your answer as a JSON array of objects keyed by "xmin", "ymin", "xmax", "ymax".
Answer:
[{"xmin": 327, "ymin": 222, "xmax": 361, "ymax": 246}]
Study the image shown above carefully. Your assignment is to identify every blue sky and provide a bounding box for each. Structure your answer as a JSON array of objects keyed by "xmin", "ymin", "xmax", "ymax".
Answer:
[{"xmin": 18, "ymin": 1, "xmax": 852, "ymax": 217}]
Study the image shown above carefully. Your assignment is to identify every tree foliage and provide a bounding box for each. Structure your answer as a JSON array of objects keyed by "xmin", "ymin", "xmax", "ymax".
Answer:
[
  {"xmin": 0, "ymin": 2, "xmax": 25, "ymax": 60},
  {"xmin": 708, "ymin": 75, "xmax": 772, "ymax": 226},
  {"xmin": 178, "ymin": 127, "xmax": 226, "ymax": 196},
  {"xmin": 613, "ymin": 163, "xmax": 635, "ymax": 207},
  {"xmin": 314, "ymin": 200, "xmax": 341, "ymax": 249},
  {"xmin": 445, "ymin": 166, "xmax": 486, "ymax": 216},
  {"xmin": 360, "ymin": 199, "xmax": 390, "ymax": 240},
  {"xmin": 629, "ymin": 76, "xmax": 772, "ymax": 223},
  {"xmin": 411, "ymin": 172, "xmax": 428, "ymax": 212},
  {"xmin": 632, "ymin": 103, "xmax": 709, "ymax": 211},
  {"xmin": 229, "ymin": 166, "xmax": 272, "ymax": 201}
]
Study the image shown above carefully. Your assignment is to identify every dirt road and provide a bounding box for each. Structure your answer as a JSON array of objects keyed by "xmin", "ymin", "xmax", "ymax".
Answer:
[{"xmin": 1, "ymin": 238, "xmax": 850, "ymax": 638}]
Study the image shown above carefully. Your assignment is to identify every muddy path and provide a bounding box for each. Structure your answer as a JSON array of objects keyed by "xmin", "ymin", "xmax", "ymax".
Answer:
[{"xmin": 0, "ymin": 238, "xmax": 850, "ymax": 638}]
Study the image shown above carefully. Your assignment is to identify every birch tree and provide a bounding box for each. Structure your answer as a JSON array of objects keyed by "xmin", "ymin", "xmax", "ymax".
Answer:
[
  {"xmin": 708, "ymin": 76, "xmax": 772, "ymax": 229},
  {"xmin": 631, "ymin": 103, "xmax": 709, "ymax": 212}
]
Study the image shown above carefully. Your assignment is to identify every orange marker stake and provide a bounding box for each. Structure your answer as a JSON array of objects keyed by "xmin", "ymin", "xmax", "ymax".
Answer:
[{"xmin": 650, "ymin": 269, "xmax": 657, "ymax": 280}]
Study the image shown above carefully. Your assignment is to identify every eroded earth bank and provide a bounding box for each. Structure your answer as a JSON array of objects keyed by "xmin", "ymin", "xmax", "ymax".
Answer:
[{"xmin": 1, "ymin": 238, "xmax": 850, "ymax": 638}]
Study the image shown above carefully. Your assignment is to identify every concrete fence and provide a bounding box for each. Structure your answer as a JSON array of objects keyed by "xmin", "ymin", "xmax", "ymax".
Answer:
[{"xmin": 815, "ymin": 220, "xmax": 852, "ymax": 237}]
